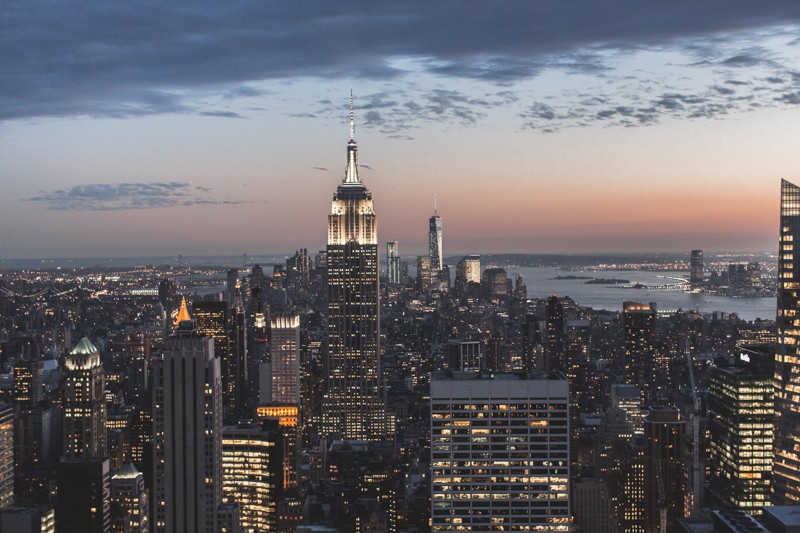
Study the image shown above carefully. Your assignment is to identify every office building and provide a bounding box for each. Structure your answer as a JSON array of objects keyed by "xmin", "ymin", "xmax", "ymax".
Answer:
[
  {"xmin": 0, "ymin": 405, "xmax": 12, "ymax": 510},
  {"xmin": 446, "ymin": 339, "xmax": 481, "ymax": 372},
  {"xmin": 643, "ymin": 407, "xmax": 686, "ymax": 533},
  {"xmin": 152, "ymin": 315, "xmax": 222, "ymax": 533},
  {"xmin": 774, "ymin": 178, "xmax": 800, "ymax": 504},
  {"xmin": 321, "ymin": 101, "xmax": 387, "ymax": 441},
  {"xmin": 386, "ymin": 241, "xmax": 401, "ymax": 287},
  {"xmin": 612, "ymin": 384, "xmax": 645, "ymax": 435},
  {"xmin": 622, "ymin": 301, "xmax": 657, "ymax": 403},
  {"xmin": 222, "ymin": 423, "xmax": 283, "ymax": 532},
  {"xmin": 63, "ymin": 337, "xmax": 107, "ymax": 459},
  {"xmin": 0, "ymin": 507, "xmax": 55, "ymax": 533},
  {"xmin": 481, "ymin": 267, "xmax": 509, "ymax": 298},
  {"xmin": 429, "ymin": 207, "xmax": 443, "ymax": 272},
  {"xmin": 193, "ymin": 300, "xmax": 246, "ymax": 423},
  {"xmin": 690, "ymin": 250, "xmax": 704, "ymax": 289},
  {"xmin": 56, "ymin": 457, "xmax": 111, "ymax": 533},
  {"xmin": 269, "ymin": 315, "xmax": 301, "ymax": 405},
  {"xmin": 430, "ymin": 372, "xmax": 570, "ymax": 532},
  {"xmin": 416, "ymin": 256, "xmax": 433, "ymax": 291},
  {"xmin": 546, "ymin": 295, "xmax": 566, "ymax": 372},
  {"xmin": 454, "ymin": 255, "xmax": 480, "ymax": 295},
  {"xmin": 111, "ymin": 463, "xmax": 149, "ymax": 533},
  {"xmin": 708, "ymin": 347, "xmax": 773, "ymax": 512}
]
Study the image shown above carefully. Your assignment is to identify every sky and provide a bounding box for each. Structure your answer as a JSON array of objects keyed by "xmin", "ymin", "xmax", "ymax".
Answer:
[{"xmin": 2, "ymin": 1, "xmax": 800, "ymax": 258}]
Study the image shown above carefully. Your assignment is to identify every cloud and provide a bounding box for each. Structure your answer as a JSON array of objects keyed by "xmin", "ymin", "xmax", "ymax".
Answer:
[
  {"xmin": 3, "ymin": 1, "xmax": 800, "ymax": 123},
  {"xmin": 26, "ymin": 182, "xmax": 248, "ymax": 211},
  {"xmin": 313, "ymin": 166, "xmax": 328, "ymax": 171},
  {"xmin": 198, "ymin": 110, "xmax": 245, "ymax": 118}
]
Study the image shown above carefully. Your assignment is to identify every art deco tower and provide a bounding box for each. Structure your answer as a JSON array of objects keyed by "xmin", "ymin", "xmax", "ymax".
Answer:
[
  {"xmin": 63, "ymin": 337, "xmax": 107, "ymax": 459},
  {"xmin": 773, "ymin": 178, "xmax": 800, "ymax": 504},
  {"xmin": 322, "ymin": 98, "xmax": 387, "ymax": 441}
]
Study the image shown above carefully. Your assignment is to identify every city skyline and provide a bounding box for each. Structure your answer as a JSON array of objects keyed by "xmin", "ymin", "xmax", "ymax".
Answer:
[{"xmin": 3, "ymin": 2, "xmax": 800, "ymax": 257}]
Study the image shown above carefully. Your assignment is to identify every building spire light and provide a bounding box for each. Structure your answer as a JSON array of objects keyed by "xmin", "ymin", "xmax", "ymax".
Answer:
[{"xmin": 344, "ymin": 92, "xmax": 360, "ymax": 185}]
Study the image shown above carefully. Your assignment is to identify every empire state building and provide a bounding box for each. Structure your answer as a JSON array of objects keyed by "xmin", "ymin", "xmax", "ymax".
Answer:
[{"xmin": 322, "ymin": 100, "xmax": 388, "ymax": 441}]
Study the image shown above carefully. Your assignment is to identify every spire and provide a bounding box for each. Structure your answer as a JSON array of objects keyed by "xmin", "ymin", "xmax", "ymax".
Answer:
[
  {"xmin": 174, "ymin": 296, "xmax": 191, "ymax": 326},
  {"xmin": 350, "ymin": 89, "xmax": 355, "ymax": 141},
  {"xmin": 434, "ymin": 193, "xmax": 438, "ymax": 216},
  {"xmin": 344, "ymin": 92, "xmax": 360, "ymax": 185}
]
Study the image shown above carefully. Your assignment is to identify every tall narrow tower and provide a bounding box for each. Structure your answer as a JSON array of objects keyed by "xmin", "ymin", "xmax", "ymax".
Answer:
[
  {"xmin": 429, "ymin": 197, "xmax": 443, "ymax": 273},
  {"xmin": 773, "ymin": 178, "xmax": 800, "ymax": 504},
  {"xmin": 152, "ymin": 311, "xmax": 223, "ymax": 533},
  {"xmin": 63, "ymin": 337, "xmax": 107, "ymax": 459},
  {"xmin": 322, "ymin": 96, "xmax": 387, "ymax": 441}
]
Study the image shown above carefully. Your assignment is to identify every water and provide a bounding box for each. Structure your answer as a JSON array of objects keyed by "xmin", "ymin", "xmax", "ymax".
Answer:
[{"xmin": 511, "ymin": 267, "xmax": 775, "ymax": 321}]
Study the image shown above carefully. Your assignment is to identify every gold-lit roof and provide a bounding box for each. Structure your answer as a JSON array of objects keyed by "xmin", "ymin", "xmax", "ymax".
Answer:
[{"xmin": 174, "ymin": 296, "xmax": 191, "ymax": 325}]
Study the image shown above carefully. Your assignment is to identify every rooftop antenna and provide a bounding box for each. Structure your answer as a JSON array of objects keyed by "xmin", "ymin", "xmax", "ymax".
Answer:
[
  {"xmin": 434, "ymin": 193, "xmax": 438, "ymax": 216},
  {"xmin": 349, "ymin": 89, "xmax": 355, "ymax": 141}
]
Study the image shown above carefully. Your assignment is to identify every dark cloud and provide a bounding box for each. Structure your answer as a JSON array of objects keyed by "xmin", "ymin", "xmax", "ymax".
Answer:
[
  {"xmin": 26, "ymin": 182, "xmax": 248, "ymax": 211},
  {"xmin": 198, "ymin": 110, "xmax": 245, "ymax": 118},
  {"xmin": 313, "ymin": 166, "xmax": 328, "ymax": 171},
  {"xmin": 3, "ymin": 1, "xmax": 800, "ymax": 122}
]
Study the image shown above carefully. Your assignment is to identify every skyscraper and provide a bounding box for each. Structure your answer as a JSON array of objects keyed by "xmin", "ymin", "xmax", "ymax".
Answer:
[
  {"xmin": 111, "ymin": 463, "xmax": 150, "ymax": 533},
  {"xmin": 152, "ymin": 314, "xmax": 223, "ymax": 533},
  {"xmin": 193, "ymin": 300, "xmax": 246, "ymax": 423},
  {"xmin": 386, "ymin": 241, "xmax": 401, "ymax": 287},
  {"xmin": 429, "ymin": 203, "xmax": 443, "ymax": 273},
  {"xmin": 708, "ymin": 347, "xmax": 773, "ymax": 513},
  {"xmin": 56, "ymin": 457, "xmax": 111, "ymax": 533},
  {"xmin": 690, "ymin": 249, "xmax": 704, "ymax": 289},
  {"xmin": 773, "ymin": 178, "xmax": 800, "ymax": 504},
  {"xmin": 63, "ymin": 337, "xmax": 107, "ymax": 459},
  {"xmin": 430, "ymin": 372, "xmax": 570, "ymax": 532},
  {"xmin": 221, "ymin": 423, "xmax": 283, "ymax": 532},
  {"xmin": 269, "ymin": 314, "xmax": 301, "ymax": 406},
  {"xmin": 322, "ymin": 99, "xmax": 387, "ymax": 441},
  {"xmin": 643, "ymin": 407, "xmax": 685, "ymax": 533},
  {"xmin": 622, "ymin": 301, "xmax": 657, "ymax": 404},
  {"xmin": 454, "ymin": 255, "xmax": 480, "ymax": 296}
]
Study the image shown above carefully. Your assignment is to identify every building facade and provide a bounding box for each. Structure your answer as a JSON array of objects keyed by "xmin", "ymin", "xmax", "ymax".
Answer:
[
  {"xmin": 708, "ymin": 348, "xmax": 773, "ymax": 513},
  {"xmin": 430, "ymin": 372, "xmax": 570, "ymax": 532},
  {"xmin": 152, "ymin": 321, "xmax": 223, "ymax": 533},
  {"xmin": 222, "ymin": 424, "xmax": 282, "ymax": 532},
  {"xmin": 321, "ymin": 105, "xmax": 387, "ymax": 442},
  {"xmin": 386, "ymin": 241, "xmax": 401, "ymax": 287},
  {"xmin": 774, "ymin": 178, "xmax": 800, "ymax": 504},
  {"xmin": 63, "ymin": 337, "xmax": 107, "ymax": 459}
]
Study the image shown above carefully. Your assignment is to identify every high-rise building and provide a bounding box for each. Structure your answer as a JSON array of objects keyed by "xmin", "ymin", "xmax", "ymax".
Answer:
[
  {"xmin": 321, "ymin": 100, "xmax": 387, "ymax": 442},
  {"xmin": 690, "ymin": 250, "xmax": 704, "ymax": 289},
  {"xmin": 152, "ymin": 315, "xmax": 222, "ymax": 533},
  {"xmin": 269, "ymin": 315, "xmax": 301, "ymax": 405},
  {"xmin": 708, "ymin": 347, "xmax": 773, "ymax": 513},
  {"xmin": 221, "ymin": 423, "xmax": 283, "ymax": 532},
  {"xmin": 416, "ymin": 256, "xmax": 433, "ymax": 291},
  {"xmin": 545, "ymin": 295, "xmax": 566, "ymax": 372},
  {"xmin": 622, "ymin": 301, "xmax": 657, "ymax": 404},
  {"xmin": 454, "ymin": 255, "xmax": 480, "ymax": 295},
  {"xmin": 430, "ymin": 372, "xmax": 570, "ymax": 532},
  {"xmin": 111, "ymin": 463, "xmax": 149, "ymax": 533},
  {"xmin": 446, "ymin": 339, "xmax": 481, "ymax": 372},
  {"xmin": 774, "ymin": 178, "xmax": 800, "ymax": 505},
  {"xmin": 386, "ymin": 241, "xmax": 401, "ymax": 287},
  {"xmin": 193, "ymin": 300, "xmax": 246, "ymax": 423},
  {"xmin": 429, "ymin": 207, "xmax": 443, "ymax": 273},
  {"xmin": 56, "ymin": 457, "xmax": 111, "ymax": 533},
  {"xmin": 0, "ymin": 404, "xmax": 13, "ymax": 510},
  {"xmin": 643, "ymin": 407, "xmax": 686, "ymax": 533},
  {"xmin": 63, "ymin": 337, "xmax": 107, "ymax": 459}
]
